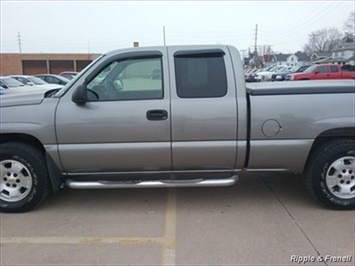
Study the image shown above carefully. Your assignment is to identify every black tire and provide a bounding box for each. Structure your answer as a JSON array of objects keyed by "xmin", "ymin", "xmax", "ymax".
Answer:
[
  {"xmin": 0, "ymin": 142, "xmax": 50, "ymax": 213},
  {"xmin": 305, "ymin": 139, "xmax": 355, "ymax": 210}
]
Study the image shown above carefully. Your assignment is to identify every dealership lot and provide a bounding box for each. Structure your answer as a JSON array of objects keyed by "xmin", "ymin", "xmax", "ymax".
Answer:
[{"xmin": 1, "ymin": 173, "xmax": 354, "ymax": 265}]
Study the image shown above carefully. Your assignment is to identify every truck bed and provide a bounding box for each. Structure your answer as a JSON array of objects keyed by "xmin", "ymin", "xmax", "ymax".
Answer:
[{"xmin": 246, "ymin": 80, "xmax": 355, "ymax": 95}]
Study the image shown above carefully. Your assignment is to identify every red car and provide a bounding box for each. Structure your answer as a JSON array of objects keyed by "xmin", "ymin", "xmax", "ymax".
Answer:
[{"xmin": 289, "ymin": 64, "xmax": 355, "ymax": 80}]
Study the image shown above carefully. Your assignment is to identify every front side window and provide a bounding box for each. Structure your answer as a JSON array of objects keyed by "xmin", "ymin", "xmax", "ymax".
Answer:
[
  {"xmin": 318, "ymin": 66, "xmax": 328, "ymax": 73},
  {"xmin": 86, "ymin": 57, "xmax": 163, "ymax": 101},
  {"xmin": 174, "ymin": 52, "xmax": 227, "ymax": 98}
]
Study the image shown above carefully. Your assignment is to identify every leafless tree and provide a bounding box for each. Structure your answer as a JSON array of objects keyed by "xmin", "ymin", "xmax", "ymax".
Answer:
[
  {"xmin": 303, "ymin": 28, "xmax": 342, "ymax": 55},
  {"xmin": 343, "ymin": 11, "xmax": 354, "ymax": 42},
  {"xmin": 257, "ymin": 45, "xmax": 272, "ymax": 56},
  {"xmin": 344, "ymin": 11, "xmax": 354, "ymax": 34}
]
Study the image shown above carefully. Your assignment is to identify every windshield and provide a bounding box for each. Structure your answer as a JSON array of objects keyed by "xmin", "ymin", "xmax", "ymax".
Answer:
[
  {"xmin": 297, "ymin": 65, "xmax": 311, "ymax": 72},
  {"xmin": 267, "ymin": 66, "xmax": 277, "ymax": 72},
  {"xmin": 304, "ymin": 65, "xmax": 317, "ymax": 73},
  {"xmin": 54, "ymin": 54, "xmax": 105, "ymax": 97},
  {"xmin": 275, "ymin": 66, "xmax": 288, "ymax": 73},
  {"xmin": 1, "ymin": 77, "xmax": 25, "ymax": 87},
  {"xmin": 28, "ymin": 76, "xmax": 47, "ymax": 85},
  {"xmin": 288, "ymin": 66, "xmax": 299, "ymax": 72}
]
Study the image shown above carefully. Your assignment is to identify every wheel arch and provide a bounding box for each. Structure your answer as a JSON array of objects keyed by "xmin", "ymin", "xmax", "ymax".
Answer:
[
  {"xmin": 0, "ymin": 133, "xmax": 45, "ymax": 152},
  {"xmin": 0, "ymin": 133, "xmax": 64, "ymax": 192},
  {"xmin": 304, "ymin": 127, "xmax": 355, "ymax": 172}
]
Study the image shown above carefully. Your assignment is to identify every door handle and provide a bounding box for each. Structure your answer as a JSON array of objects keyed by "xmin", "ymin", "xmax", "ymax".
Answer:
[{"xmin": 146, "ymin": 110, "xmax": 168, "ymax": 121}]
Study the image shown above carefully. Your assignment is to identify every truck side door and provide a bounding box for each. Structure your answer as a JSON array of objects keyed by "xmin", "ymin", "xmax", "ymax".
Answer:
[
  {"xmin": 315, "ymin": 65, "xmax": 341, "ymax": 80},
  {"xmin": 167, "ymin": 47, "xmax": 238, "ymax": 172},
  {"xmin": 55, "ymin": 49, "xmax": 171, "ymax": 174},
  {"xmin": 329, "ymin": 65, "xmax": 342, "ymax": 79}
]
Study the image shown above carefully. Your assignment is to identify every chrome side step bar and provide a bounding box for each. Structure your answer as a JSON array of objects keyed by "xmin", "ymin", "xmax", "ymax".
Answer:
[{"xmin": 66, "ymin": 175, "xmax": 238, "ymax": 189}]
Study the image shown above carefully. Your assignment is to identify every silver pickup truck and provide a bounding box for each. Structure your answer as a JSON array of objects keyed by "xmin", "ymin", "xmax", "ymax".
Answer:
[{"xmin": 1, "ymin": 45, "xmax": 354, "ymax": 212}]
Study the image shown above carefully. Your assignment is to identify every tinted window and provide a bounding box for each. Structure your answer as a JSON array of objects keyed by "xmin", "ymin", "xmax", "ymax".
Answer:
[
  {"xmin": 330, "ymin": 66, "xmax": 339, "ymax": 73},
  {"xmin": 318, "ymin": 66, "xmax": 328, "ymax": 73},
  {"xmin": 174, "ymin": 53, "xmax": 227, "ymax": 98},
  {"xmin": 86, "ymin": 57, "xmax": 163, "ymax": 101},
  {"xmin": 46, "ymin": 76, "xmax": 61, "ymax": 84},
  {"xmin": 15, "ymin": 77, "xmax": 28, "ymax": 84}
]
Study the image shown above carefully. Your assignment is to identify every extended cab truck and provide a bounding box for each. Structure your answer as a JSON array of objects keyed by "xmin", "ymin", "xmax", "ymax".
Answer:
[
  {"xmin": 0, "ymin": 45, "xmax": 354, "ymax": 212},
  {"xmin": 287, "ymin": 64, "xmax": 355, "ymax": 80}
]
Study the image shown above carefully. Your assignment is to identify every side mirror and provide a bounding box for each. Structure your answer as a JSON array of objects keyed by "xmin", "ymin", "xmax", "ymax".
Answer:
[{"xmin": 72, "ymin": 84, "xmax": 87, "ymax": 104}]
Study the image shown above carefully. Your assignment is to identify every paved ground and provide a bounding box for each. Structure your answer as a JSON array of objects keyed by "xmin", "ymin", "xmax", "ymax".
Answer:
[{"xmin": 1, "ymin": 173, "xmax": 354, "ymax": 265}]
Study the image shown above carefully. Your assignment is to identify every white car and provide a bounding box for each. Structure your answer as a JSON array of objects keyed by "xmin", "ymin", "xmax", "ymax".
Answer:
[
  {"xmin": 255, "ymin": 65, "xmax": 289, "ymax": 81},
  {"xmin": 0, "ymin": 77, "xmax": 50, "ymax": 95},
  {"xmin": 254, "ymin": 66, "xmax": 278, "ymax": 82},
  {"xmin": 10, "ymin": 75, "xmax": 63, "ymax": 90}
]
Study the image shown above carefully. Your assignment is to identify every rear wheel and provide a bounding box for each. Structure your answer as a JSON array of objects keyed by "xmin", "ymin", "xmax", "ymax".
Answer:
[
  {"xmin": 0, "ymin": 143, "xmax": 50, "ymax": 213},
  {"xmin": 305, "ymin": 139, "xmax": 355, "ymax": 210}
]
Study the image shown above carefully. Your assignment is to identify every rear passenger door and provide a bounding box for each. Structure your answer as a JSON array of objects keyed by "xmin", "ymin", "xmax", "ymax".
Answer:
[{"xmin": 168, "ymin": 47, "xmax": 238, "ymax": 171}]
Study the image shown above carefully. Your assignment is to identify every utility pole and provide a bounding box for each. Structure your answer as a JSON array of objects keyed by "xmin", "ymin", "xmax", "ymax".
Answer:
[
  {"xmin": 17, "ymin": 32, "xmax": 22, "ymax": 53},
  {"xmin": 239, "ymin": 49, "xmax": 247, "ymax": 63},
  {"xmin": 163, "ymin": 26, "xmax": 166, "ymax": 46},
  {"xmin": 254, "ymin": 24, "xmax": 258, "ymax": 55}
]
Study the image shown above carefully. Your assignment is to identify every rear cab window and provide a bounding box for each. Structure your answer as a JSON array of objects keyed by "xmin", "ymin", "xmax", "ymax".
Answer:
[
  {"xmin": 174, "ymin": 50, "xmax": 227, "ymax": 98},
  {"xmin": 330, "ymin": 65, "xmax": 339, "ymax": 73}
]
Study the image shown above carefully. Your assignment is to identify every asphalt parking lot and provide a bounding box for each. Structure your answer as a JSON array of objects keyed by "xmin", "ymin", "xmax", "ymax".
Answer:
[{"xmin": 1, "ymin": 173, "xmax": 354, "ymax": 266}]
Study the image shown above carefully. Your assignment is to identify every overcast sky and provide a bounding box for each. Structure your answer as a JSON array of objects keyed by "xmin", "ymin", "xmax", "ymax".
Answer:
[{"xmin": 1, "ymin": 1, "xmax": 354, "ymax": 55}]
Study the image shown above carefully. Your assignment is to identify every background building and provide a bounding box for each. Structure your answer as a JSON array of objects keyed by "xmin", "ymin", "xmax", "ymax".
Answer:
[{"xmin": 0, "ymin": 53, "xmax": 101, "ymax": 76}]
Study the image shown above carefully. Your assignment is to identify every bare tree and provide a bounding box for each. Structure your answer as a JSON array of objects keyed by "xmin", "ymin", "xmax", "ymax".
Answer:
[
  {"xmin": 257, "ymin": 45, "xmax": 272, "ymax": 56},
  {"xmin": 343, "ymin": 11, "xmax": 354, "ymax": 42},
  {"xmin": 344, "ymin": 11, "xmax": 354, "ymax": 34},
  {"xmin": 303, "ymin": 28, "xmax": 342, "ymax": 55}
]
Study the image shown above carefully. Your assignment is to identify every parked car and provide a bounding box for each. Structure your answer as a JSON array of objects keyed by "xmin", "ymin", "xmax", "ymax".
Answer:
[
  {"xmin": 254, "ymin": 65, "xmax": 279, "ymax": 82},
  {"xmin": 11, "ymin": 75, "xmax": 63, "ymax": 90},
  {"xmin": 262, "ymin": 65, "xmax": 290, "ymax": 81},
  {"xmin": 1, "ymin": 45, "xmax": 354, "ymax": 213},
  {"xmin": 245, "ymin": 69, "xmax": 260, "ymax": 82},
  {"xmin": 287, "ymin": 64, "xmax": 355, "ymax": 80},
  {"xmin": 0, "ymin": 76, "xmax": 41, "ymax": 92},
  {"xmin": 59, "ymin": 71, "xmax": 78, "ymax": 80},
  {"xmin": 0, "ymin": 85, "xmax": 5, "ymax": 94},
  {"xmin": 273, "ymin": 65, "xmax": 312, "ymax": 81},
  {"xmin": 35, "ymin": 74, "xmax": 70, "ymax": 85},
  {"xmin": 0, "ymin": 77, "xmax": 49, "ymax": 95},
  {"xmin": 0, "ymin": 76, "xmax": 26, "ymax": 89}
]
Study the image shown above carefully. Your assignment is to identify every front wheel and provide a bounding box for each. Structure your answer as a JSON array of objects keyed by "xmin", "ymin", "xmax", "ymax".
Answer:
[
  {"xmin": 0, "ymin": 143, "xmax": 50, "ymax": 213},
  {"xmin": 305, "ymin": 139, "xmax": 355, "ymax": 210}
]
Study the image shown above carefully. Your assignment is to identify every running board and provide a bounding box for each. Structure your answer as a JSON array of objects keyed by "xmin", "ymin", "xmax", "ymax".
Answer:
[{"xmin": 66, "ymin": 175, "xmax": 238, "ymax": 189}]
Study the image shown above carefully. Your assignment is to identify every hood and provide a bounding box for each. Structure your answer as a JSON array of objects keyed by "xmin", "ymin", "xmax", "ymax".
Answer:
[
  {"xmin": 256, "ymin": 71, "xmax": 273, "ymax": 76},
  {"xmin": 36, "ymin": 84, "xmax": 63, "ymax": 90},
  {"xmin": 0, "ymin": 89, "xmax": 49, "ymax": 107}
]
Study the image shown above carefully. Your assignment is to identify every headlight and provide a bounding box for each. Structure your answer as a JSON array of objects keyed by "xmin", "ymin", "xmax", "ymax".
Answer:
[{"xmin": 290, "ymin": 75, "xmax": 294, "ymax": 80}]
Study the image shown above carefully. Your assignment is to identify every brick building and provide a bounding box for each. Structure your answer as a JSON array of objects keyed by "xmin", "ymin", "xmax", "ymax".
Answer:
[{"xmin": 0, "ymin": 53, "xmax": 101, "ymax": 76}]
